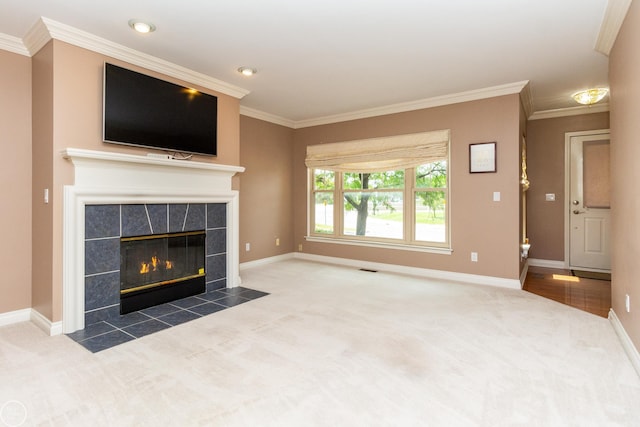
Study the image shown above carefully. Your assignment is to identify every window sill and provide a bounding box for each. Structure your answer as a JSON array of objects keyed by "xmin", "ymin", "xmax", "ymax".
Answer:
[{"xmin": 304, "ymin": 235, "xmax": 452, "ymax": 255}]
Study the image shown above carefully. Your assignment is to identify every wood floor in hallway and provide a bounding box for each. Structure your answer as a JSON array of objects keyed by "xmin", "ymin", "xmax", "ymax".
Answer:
[{"xmin": 523, "ymin": 266, "xmax": 611, "ymax": 318}]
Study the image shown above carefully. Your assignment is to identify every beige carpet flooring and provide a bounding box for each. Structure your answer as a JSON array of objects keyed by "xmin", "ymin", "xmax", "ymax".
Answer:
[{"xmin": 1, "ymin": 259, "xmax": 639, "ymax": 426}]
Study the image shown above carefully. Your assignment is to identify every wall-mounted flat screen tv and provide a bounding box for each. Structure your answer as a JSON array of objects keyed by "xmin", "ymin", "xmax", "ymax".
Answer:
[{"xmin": 103, "ymin": 63, "xmax": 217, "ymax": 156}]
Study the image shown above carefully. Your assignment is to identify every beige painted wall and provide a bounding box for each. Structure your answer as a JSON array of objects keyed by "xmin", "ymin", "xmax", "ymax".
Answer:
[
  {"xmin": 32, "ymin": 42, "xmax": 54, "ymax": 319},
  {"xmin": 31, "ymin": 40, "xmax": 241, "ymax": 321},
  {"xmin": 0, "ymin": 50, "xmax": 32, "ymax": 313},
  {"xmin": 293, "ymin": 95, "xmax": 522, "ymax": 280},
  {"xmin": 609, "ymin": 1, "xmax": 640, "ymax": 350},
  {"xmin": 525, "ymin": 113, "xmax": 609, "ymax": 261},
  {"xmin": 239, "ymin": 116, "xmax": 294, "ymax": 262}
]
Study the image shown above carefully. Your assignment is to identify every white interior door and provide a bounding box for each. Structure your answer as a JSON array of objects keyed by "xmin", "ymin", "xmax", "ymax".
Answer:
[{"xmin": 568, "ymin": 131, "xmax": 611, "ymax": 271}]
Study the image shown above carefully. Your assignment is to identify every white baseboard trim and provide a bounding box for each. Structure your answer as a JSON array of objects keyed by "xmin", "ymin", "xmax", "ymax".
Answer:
[
  {"xmin": 527, "ymin": 258, "xmax": 565, "ymax": 269},
  {"xmin": 609, "ymin": 309, "xmax": 640, "ymax": 378},
  {"xmin": 30, "ymin": 309, "xmax": 63, "ymax": 336},
  {"xmin": 0, "ymin": 308, "xmax": 63, "ymax": 336},
  {"xmin": 240, "ymin": 253, "xmax": 295, "ymax": 271},
  {"xmin": 0, "ymin": 308, "xmax": 31, "ymax": 327},
  {"xmin": 293, "ymin": 252, "xmax": 521, "ymax": 289}
]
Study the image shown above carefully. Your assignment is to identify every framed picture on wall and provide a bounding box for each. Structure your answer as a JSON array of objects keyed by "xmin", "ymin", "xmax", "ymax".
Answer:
[{"xmin": 469, "ymin": 142, "xmax": 497, "ymax": 173}]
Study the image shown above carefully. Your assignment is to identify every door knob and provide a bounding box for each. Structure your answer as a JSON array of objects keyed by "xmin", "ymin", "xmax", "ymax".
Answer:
[
  {"xmin": 573, "ymin": 209, "xmax": 583, "ymax": 214},
  {"xmin": 572, "ymin": 200, "xmax": 580, "ymax": 205}
]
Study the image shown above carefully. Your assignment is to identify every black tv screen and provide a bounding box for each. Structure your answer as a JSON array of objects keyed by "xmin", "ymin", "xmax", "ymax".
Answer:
[{"xmin": 103, "ymin": 63, "xmax": 217, "ymax": 156}]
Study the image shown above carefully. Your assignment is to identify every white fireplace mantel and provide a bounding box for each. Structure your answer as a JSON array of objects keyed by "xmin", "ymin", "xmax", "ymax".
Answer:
[
  {"xmin": 62, "ymin": 148, "xmax": 244, "ymax": 190},
  {"xmin": 61, "ymin": 148, "xmax": 245, "ymax": 334}
]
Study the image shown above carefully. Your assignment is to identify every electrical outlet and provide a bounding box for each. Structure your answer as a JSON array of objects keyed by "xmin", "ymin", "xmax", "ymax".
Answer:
[
  {"xmin": 298, "ymin": 244, "xmax": 303, "ymax": 251},
  {"xmin": 493, "ymin": 191, "xmax": 500, "ymax": 202},
  {"xmin": 626, "ymin": 294, "xmax": 631, "ymax": 313},
  {"xmin": 245, "ymin": 243, "xmax": 250, "ymax": 252},
  {"xmin": 276, "ymin": 238, "xmax": 280, "ymax": 246},
  {"xmin": 471, "ymin": 252, "xmax": 478, "ymax": 262}
]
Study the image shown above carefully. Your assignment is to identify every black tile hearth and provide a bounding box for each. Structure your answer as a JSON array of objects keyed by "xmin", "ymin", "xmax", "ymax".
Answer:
[
  {"xmin": 188, "ymin": 302, "xmax": 227, "ymax": 316},
  {"xmin": 80, "ymin": 330, "xmax": 136, "ymax": 353},
  {"xmin": 67, "ymin": 286, "xmax": 268, "ymax": 353},
  {"xmin": 122, "ymin": 319, "xmax": 171, "ymax": 338},
  {"xmin": 157, "ymin": 309, "xmax": 201, "ymax": 326}
]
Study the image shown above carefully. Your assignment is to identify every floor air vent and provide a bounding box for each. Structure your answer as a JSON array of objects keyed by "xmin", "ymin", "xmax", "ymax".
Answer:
[{"xmin": 359, "ymin": 268, "xmax": 378, "ymax": 273}]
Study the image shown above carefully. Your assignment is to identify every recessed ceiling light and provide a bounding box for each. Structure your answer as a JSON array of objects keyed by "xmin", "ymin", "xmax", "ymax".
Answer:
[
  {"xmin": 572, "ymin": 88, "xmax": 608, "ymax": 105},
  {"xmin": 128, "ymin": 19, "xmax": 156, "ymax": 34},
  {"xmin": 237, "ymin": 67, "xmax": 257, "ymax": 77}
]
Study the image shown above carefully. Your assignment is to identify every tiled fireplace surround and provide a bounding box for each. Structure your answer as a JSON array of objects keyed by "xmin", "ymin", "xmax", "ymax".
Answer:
[
  {"xmin": 83, "ymin": 202, "xmax": 227, "ymax": 325},
  {"xmin": 62, "ymin": 149, "xmax": 244, "ymax": 334}
]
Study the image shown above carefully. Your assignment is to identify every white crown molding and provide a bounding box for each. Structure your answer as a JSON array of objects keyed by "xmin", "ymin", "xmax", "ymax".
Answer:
[
  {"xmin": 0, "ymin": 33, "xmax": 30, "ymax": 56},
  {"xmin": 292, "ymin": 81, "xmax": 530, "ymax": 129},
  {"xmin": 595, "ymin": 0, "xmax": 632, "ymax": 56},
  {"xmin": 23, "ymin": 17, "xmax": 51, "ymax": 55},
  {"xmin": 520, "ymin": 82, "xmax": 534, "ymax": 119},
  {"xmin": 240, "ymin": 106, "xmax": 296, "ymax": 129},
  {"xmin": 241, "ymin": 80, "xmax": 529, "ymax": 129},
  {"xmin": 529, "ymin": 103, "xmax": 610, "ymax": 120},
  {"xmin": 22, "ymin": 17, "xmax": 250, "ymax": 100}
]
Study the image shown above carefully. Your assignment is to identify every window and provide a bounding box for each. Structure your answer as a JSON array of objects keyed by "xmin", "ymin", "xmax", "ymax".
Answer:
[
  {"xmin": 307, "ymin": 130, "xmax": 450, "ymax": 251},
  {"xmin": 313, "ymin": 169, "xmax": 335, "ymax": 234},
  {"xmin": 414, "ymin": 161, "xmax": 447, "ymax": 243},
  {"xmin": 343, "ymin": 170, "xmax": 404, "ymax": 239}
]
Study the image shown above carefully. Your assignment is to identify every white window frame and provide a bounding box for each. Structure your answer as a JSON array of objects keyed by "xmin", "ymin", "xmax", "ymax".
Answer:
[{"xmin": 307, "ymin": 162, "xmax": 451, "ymax": 255}]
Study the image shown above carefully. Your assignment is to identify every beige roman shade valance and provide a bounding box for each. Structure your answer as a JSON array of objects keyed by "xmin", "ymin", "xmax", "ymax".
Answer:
[{"xmin": 305, "ymin": 129, "xmax": 450, "ymax": 172}]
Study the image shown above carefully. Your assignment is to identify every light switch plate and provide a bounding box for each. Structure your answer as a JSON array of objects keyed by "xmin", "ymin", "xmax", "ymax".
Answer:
[{"xmin": 545, "ymin": 193, "xmax": 556, "ymax": 201}]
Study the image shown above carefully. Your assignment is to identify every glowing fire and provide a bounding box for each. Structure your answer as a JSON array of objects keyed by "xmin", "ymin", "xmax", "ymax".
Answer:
[{"xmin": 139, "ymin": 256, "xmax": 173, "ymax": 274}]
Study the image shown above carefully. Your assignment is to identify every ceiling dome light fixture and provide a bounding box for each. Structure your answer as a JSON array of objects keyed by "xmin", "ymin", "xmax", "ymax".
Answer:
[
  {"xmin": 237, "ymin": 67, "xmax": 257, "ymax": 77},
  {"xmin": 128, "ymin": 19, "xmax": 156, "ymax": 34},
  {"xmin": 572, "ymin": 88, "xmax": 608, "ymax": 105}
]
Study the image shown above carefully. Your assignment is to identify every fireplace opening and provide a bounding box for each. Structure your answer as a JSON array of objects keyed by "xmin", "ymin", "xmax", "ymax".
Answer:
[{"xmin": 120, "ymin": 230, "xmax": 206, "ymax": 314}]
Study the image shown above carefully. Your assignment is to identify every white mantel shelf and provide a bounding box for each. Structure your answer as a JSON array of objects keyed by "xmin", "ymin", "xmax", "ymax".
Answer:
[
  {"xmin": 62, "ymin": 148, "xmax": 244, "ymax": 174},
  {"xmin": 61, "ymin": 148, "xmax": 244, "ymax": 181},
  {"xmin": 61, "ymin": 148, "xmax": 244, "ymax": 334}
]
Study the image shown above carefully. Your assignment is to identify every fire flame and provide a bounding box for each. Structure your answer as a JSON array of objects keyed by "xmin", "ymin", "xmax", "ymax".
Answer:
[{"xmin": 139, "ymin": 256, "xmax": 173, "ymax": 274}]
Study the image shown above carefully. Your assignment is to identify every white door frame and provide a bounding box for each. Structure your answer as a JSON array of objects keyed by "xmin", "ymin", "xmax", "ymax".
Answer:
[{"xmin": 563, "ymin": 129, "xmax": 610, "ymax": 270}]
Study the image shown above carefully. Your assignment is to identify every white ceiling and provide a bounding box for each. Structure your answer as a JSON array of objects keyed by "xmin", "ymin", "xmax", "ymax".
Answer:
[{"xmin": 0, "ymin": 0, "xmax": 614, "ymax": 125}]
